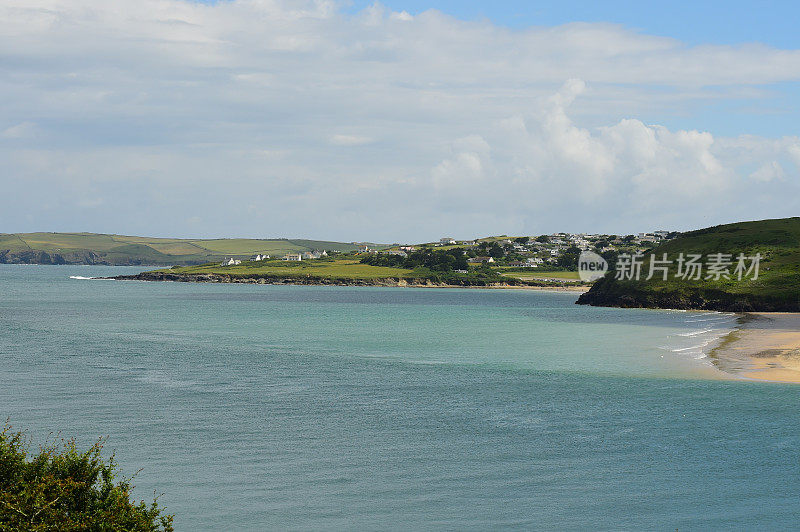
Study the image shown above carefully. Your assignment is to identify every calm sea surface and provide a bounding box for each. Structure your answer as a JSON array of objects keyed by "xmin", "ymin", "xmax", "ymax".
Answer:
[{"xmin": 2, "ymin": 265, "xmax": 799, "ymax": 530}]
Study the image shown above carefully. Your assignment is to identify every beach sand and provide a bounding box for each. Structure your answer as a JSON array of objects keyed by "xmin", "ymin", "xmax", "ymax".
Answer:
[{"xmin": 713, "ymin": 313, "xmax": 800, "ymax": 383}]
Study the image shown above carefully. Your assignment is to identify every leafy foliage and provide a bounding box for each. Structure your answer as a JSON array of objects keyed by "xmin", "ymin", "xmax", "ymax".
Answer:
[
  {"xmin": 472, "ymin": 241, "xmax": 506, "ymax": 258},
  {"xmin": 556, "ymin": 246, "xmax": 582, "ymax": 269},
  {"xmin": 360, "ymin": 248, "xmax": 469, "ymax": 272},
  {"xmin": 0, "ymin": 425, "xmax": 173, "ymax": 531}
]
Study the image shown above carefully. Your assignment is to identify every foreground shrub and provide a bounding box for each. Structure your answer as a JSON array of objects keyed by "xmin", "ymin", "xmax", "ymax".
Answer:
[{"xmin": 0, "ymin": 424, "xmax": 173, "ymax": 531}]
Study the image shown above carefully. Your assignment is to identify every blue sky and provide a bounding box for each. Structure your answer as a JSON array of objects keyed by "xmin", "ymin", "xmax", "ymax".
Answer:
[
  {"xmin": 342, "ymin": 0, "xmax": 800, "ymax": 138},
  {"xmin": 345, "ymin": 1, "xmax": 800, "ymax": 48},
  {"xmin": 1, "ymin": 0, "xmax": 799, "ymax": 241}
]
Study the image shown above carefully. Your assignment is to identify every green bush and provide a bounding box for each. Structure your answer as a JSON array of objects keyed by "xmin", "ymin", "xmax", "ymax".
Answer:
[{"xmin": 0, "ymin": 424, "xmax": 173, "ymax": 531}]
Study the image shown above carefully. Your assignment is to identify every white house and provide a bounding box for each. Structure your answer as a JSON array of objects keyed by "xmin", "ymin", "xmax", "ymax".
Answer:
[
  {"xmin": 253, "ymin": 254, "xmax": 270, "ymax": 261},
  {"xmin": 221, "ymin": 258, "xmax": 241, "ymax": 266},
  {"xmin": 440, "ymin": 237, "xmax": 456, "ymax": 245},
  {"xmin": 283, "ymin": 253, "xmax": 302, "ymax": 261}
]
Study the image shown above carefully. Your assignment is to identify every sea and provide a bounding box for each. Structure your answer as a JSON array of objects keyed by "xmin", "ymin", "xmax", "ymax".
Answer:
[{"xmin": 2, "ymin": 264, "xmax": 799, "ymax": 530}]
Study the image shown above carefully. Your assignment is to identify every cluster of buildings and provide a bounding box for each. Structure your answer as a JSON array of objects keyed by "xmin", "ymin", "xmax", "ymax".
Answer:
[
  {"xmin": 281, "ymin": 250, "xmax": 328, "ymax": 261},
  {"xmin": 512, "ymin": 232, "xmax": 674, "ymax": 266},
  {"xmin": 391, "ymin": 232, "xmax": 677, "ymax": 268},
  {"xmin": 220, "ymin": 231, "xmax": 676, "ymax": 270},
  {"xmin": 220, "ymin": 250, "xmax": 328, "ymax": 266}
]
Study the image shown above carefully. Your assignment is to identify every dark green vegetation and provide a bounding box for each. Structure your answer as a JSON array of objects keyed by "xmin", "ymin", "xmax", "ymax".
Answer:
[
  {"xmin": 360, "ymin": 248, "xmax": 469, "ymax": 271},
  {"xmin": 0, "ymin": 425, "xmax": 173, "ymax": 531},
  {"xmin": 119, "ymin": 256, "xmax": 517, "ymax": 287},
  {"xmin": 0, "ymin": 233, "xmax": 370, "ymax": 265},
  {"xmin": 578, "ymin": 217, "xmax": 800, "ymax": 311}
]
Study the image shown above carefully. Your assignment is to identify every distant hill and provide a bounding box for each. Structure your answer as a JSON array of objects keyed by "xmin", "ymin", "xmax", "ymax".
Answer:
[
  {"xmin": 577, "ymin": 217, "xmax": 800, "ymax": 311},
  {"xmin": 0, "ymin": 233, "xmax": 376, "ymax": 266}
]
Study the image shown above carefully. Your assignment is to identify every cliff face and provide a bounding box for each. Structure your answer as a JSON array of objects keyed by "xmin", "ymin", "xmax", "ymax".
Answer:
[
  {"xmin": 0, "ymin": 249, "xmax": 99, "ymax": 265},
  {"xmin": 0, "ymin": 248, "xmax": 208, "ymax": 266},
  {"xmin": 577, "ymin": 217, "xmax": 800, "ymax": 312},
  {"xmin": 576, "ymin": 275, "xmax": 800, "ymax": 312}
]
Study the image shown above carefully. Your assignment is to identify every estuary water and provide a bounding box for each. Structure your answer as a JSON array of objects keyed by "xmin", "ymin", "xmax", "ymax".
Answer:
[{"xmin": 1, "ymin": 265, "xmax": 799, "ymax": 529}]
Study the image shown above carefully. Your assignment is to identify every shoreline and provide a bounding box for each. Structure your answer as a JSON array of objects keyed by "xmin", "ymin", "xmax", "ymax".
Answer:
[
  {"xmin": 711, "ymin": 312, "xmax": 800, "ymax": 384},
  {"xmin": 107, "ymin": 271, "xmax": 590, "ymax": 292}
]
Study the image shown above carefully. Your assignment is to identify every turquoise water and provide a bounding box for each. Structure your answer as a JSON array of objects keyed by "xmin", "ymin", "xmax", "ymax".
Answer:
[{"xmin": 2, "ymin": 265, "xmax": 799, "ymax": 529}]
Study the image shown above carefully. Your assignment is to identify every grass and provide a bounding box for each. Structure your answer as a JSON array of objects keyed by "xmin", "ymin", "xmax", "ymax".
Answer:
[
  {"xmin": 579, "ymin": 217, "xmax": 800, "ymax": 310},
  {"xmin": 0, "ymin": 233, "xmax": 374, "ymax": 265},
  {"xmin": 168, "ymin": 259, "xmax": 418, "ymax": 280},
  {"xmin": 501, "ymin": 270, "xmax": 581, "ymax": 281}
]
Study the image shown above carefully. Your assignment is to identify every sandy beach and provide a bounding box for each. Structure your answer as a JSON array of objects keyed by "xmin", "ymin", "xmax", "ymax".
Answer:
[{"xmin": 712, "ymin": 313, "xmax": 800, "ymax": 383}]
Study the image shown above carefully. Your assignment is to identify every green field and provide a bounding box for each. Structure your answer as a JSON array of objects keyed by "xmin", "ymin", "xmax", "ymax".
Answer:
[
  {"xmin": 500, "ymin": 270, "xmax": 581, "ymax": 281},
  {"xmin": 578, "ymin": 217, "xmax": 800, "ymax": 311},
  {"xmin": 168, "ymin": 259, "xmax": 417, "ymax": 280},
  {"xmin": 0, "ymin": 233, "xmax": 378, "ymax": 265},
  {"xmin": 158, "ymin": 258, "xmax": 585, "ymax": 287}
]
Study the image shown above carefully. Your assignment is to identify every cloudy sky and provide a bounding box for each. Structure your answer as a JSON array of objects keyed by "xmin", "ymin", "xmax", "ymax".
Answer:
[{"xmin": 2, "ymin": 0, "xmax": 800, "ymax": 242}]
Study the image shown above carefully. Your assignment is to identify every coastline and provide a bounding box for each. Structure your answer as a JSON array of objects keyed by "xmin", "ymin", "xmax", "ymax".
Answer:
[
  {"xmin": 711, "ymin": 313, "xmax": 800, "ymax": 384},
  {"xmin": 107, "ymin": 271, "xmax": 590, "ymax": 292}
]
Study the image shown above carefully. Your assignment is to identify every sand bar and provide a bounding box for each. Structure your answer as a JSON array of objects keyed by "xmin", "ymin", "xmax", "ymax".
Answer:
[{"xmin": 712, "ymin": 313, "xmax": 800, "ymax": 383}]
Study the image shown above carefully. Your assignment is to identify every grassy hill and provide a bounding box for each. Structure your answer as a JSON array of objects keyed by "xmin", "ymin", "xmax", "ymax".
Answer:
[
  {"xmin": 577, "ymin": 217, "xmax": 800, "ymax": 311},
  {"xmin": 0, "ymin": 233, "xmax": 374, "ymax": 266},
  {"xmin": 117, "ymin": 257, "xmax": 526, "ymax": 287},
  {"xmin": 165, "ymin": 258, "xmax": 418, "ymax": 280}
]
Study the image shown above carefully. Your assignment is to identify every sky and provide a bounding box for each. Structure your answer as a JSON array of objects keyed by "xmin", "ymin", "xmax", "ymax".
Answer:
[{"xmin": 2, "ymin": 0, "xmax": 800, "ymax": 242}]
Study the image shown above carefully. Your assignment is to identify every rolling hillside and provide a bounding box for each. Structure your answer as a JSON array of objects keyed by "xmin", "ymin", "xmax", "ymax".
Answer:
[
  {"xmin": 0, "ymin": 233, "xmax": 373, "ymax": 266},
  {"xmin": 577, "ymin": 217, "xmax": 800, "ymax": 311}
]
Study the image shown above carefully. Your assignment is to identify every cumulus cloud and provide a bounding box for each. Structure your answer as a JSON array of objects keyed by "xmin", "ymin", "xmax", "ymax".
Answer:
[
  {"xmin": 1, "ymin": 122, "xmax": 37, "ymax": 139},
  {"xmin": 432, "ymin": 80, "xmax": 733, "ymax": 198},
  {"xmin": 0, "ymin": 0, "xmax": 799, "ymax": 240},
  {"xmin": 749, "ymin": 161, "xmax": 786, "ymax": 182}
]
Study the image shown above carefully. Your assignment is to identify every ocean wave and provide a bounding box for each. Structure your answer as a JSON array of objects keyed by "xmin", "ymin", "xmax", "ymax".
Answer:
[{"xmin": 676, "ymin": 328, "xmax": 716, "ymax": 337}]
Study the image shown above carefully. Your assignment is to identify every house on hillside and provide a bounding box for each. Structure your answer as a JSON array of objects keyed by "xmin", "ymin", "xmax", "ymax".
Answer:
[
  {"xmin": 221, "ymin": 258, "xmax": 241, "ymax": 266},
  {"xmin": 440, "ymin": 237, "xmax": 456, "ymax": 245},
  {"xmin": 468, "ymin": 256, "xmax": 495, "ymax": 264},
  {"xmin": 283, "ymin": 253, "xmax": 302, "ymax": 261},
  {"xmin": 253, "ymin": 254, "xmax": 270, "ymax": 261}
]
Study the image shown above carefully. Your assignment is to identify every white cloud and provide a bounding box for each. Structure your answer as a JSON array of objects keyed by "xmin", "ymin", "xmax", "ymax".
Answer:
[
  {"xmin": 749, "ymin": 161, "xmax": 785, "ymax": 182},
  {"xmin": 1, "ymin": 121, "xmax": 37, "ymax": 139},
  {"xmin": 433, "ymin": 82, "xmax": 724, "ymax": 199},
  {"xmin": 0, "ymin": 0, "xmax": 798, "ymax": 240}
]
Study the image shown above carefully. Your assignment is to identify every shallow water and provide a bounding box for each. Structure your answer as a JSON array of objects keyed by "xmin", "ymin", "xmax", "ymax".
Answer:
[{"xmin": 2, "ymin": 265, "xmax": 798, "ymax": 529}]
